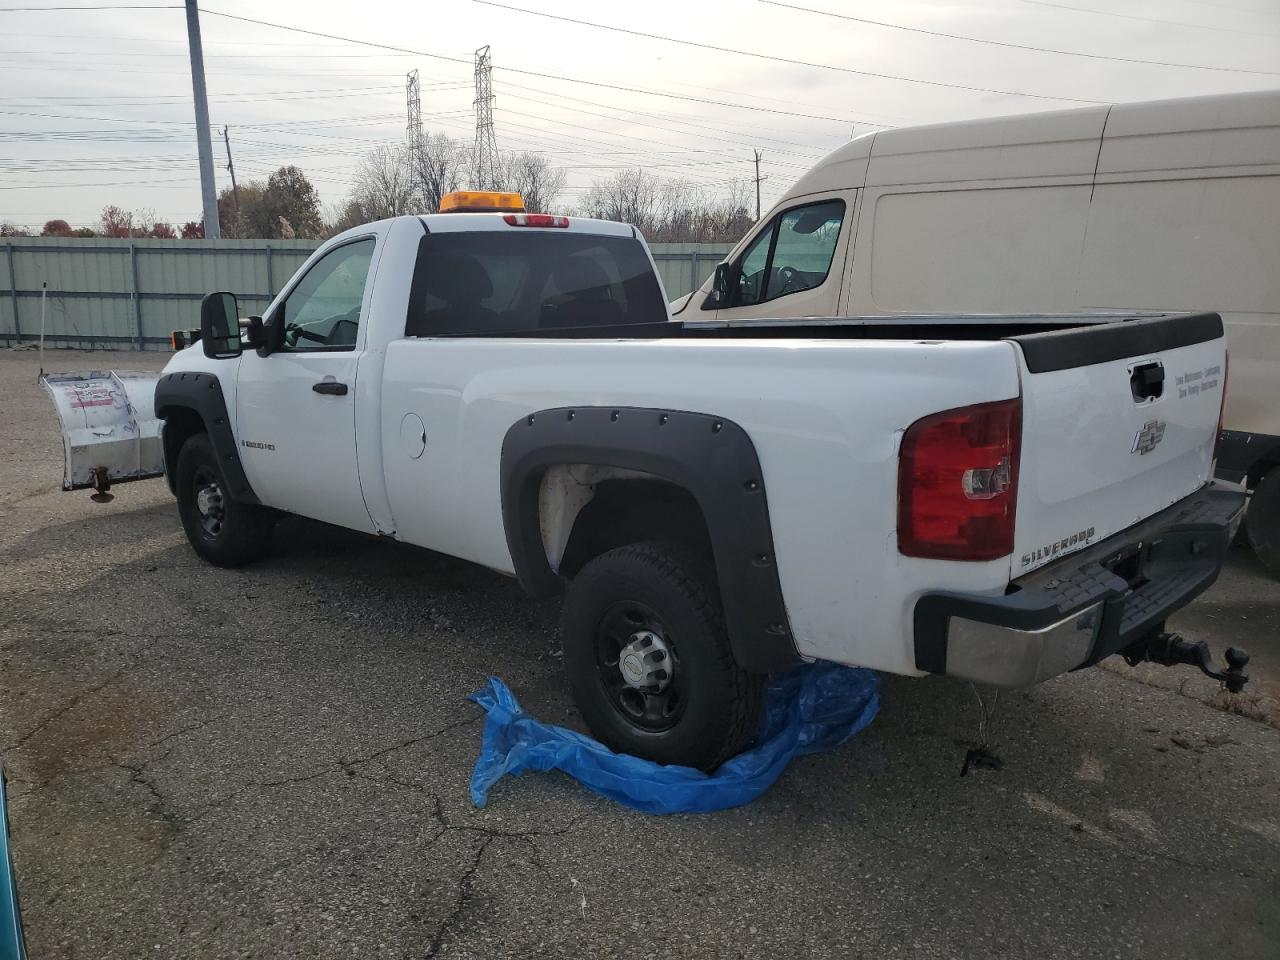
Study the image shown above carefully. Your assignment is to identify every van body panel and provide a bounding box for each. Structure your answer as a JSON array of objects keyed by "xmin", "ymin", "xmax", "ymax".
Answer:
[
  {"xmin": 861, "ymin": 185, "xmax": 1093, "ymax": 314},
  {"xmin": 783, "ymin": 134, "xmax": 874, "ymax": 198},
  {"xmin": 1097, "ymin": 90, "xmax": 1280, "ymax": 179},
  {"xmin": 864, "ymin": 105, "xmax": 1108, "ymax": 188},
  {"xmin": 727, "ymin": 90, "xmax": 1279, "ymax": 446}
]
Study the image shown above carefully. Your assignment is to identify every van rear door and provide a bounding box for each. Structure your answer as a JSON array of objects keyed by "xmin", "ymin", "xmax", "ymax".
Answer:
[{"xmin": 1009, "ymin": 313, "xmax": 1226, "ymax": 575}]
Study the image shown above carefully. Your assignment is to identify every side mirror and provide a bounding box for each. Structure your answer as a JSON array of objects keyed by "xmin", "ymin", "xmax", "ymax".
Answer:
[
  {"xmin": 201, "ymin": 292, "xmax": 242, "ymax": 359},
  {"xmin": 703, "ymin": 262, "xmax": 734, "ymax": 310}
]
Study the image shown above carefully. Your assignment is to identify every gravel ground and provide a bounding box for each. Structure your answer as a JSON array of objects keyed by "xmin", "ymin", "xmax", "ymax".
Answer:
[{"xmin": 2, "ymin": 348, "xmax": 1278, "ymax": 960}]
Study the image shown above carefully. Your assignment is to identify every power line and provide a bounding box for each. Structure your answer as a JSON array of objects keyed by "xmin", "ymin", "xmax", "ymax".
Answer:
[
  {"xmin": 761, "ymin": 0, "xmax": 1280, "ymax": 75},
  {"xmin": 0, "ymin": 48, "xmax": 455, "ymax": 58},
  {"xmin": 494, "ymin": 106, "xmax": 816, "ymax": 170},
  {"xmin": 0, "ymin": 4, "xmax": 179, "ymax": 9},
  {"xmin": 1017, "ymin": 0, "xmax": 1280, "ymax": 37},
  {"xmin": 1, "ymin": 30, "xmax": 375, "ymax": 45},
  {"xmin": 0, "ymin": 84, "xmax": 401, "ymax": 101},
  {"xmin": 494, "ymin": 78, "xmax": 859, "ymax": 148},
  {"xmin": 0, "ymin": 176, "xmax": 197, "ymax": 190},
  {"xmin": 474, "ymin": 1, "xmax": 1107, "ymax": 105},
  {"xmin": 194, "ymin": 7, "xmax": 872, "ymax": 124},
  {"xmin": 496, "ymin": 88, "xmax": 842, "ymax": 157}
]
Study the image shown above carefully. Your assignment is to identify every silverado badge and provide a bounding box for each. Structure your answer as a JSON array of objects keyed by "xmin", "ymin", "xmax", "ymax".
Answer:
[{"xmin": 1131, "ymin": 419, "xmax": 1166, "ymax": 456}]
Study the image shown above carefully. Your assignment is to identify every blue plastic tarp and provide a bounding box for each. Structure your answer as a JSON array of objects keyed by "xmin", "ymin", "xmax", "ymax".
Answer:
[{"xmin": 468, "ymin": 662, "xmax": 879, "ymax": 814}]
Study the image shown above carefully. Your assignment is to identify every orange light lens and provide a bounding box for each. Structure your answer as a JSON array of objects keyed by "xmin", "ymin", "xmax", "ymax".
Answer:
[{"xmin": 438, "ymin": 191, "xmax": 525, "ymax": 213}]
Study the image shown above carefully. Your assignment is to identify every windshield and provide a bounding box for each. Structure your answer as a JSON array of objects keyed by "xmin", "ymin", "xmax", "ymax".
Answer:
[{"xmin": 405, "ymin": 229, "xmax": 668, "ymax": 337}]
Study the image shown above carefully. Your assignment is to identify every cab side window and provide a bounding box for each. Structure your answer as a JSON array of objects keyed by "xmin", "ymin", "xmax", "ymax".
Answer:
[
  {"xmin": 725, "ymin": 199, "xmax": 845, "ymax": 308},
  {"xmin": 277, "ymin": 239, "xmax": 375, "ymax": 352}
]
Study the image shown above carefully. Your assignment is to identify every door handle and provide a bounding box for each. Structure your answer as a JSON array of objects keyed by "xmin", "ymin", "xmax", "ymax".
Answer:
[
  {"xmin": 312, "ymin": 381, "xmax": 348, "ymax": 396},
  {"xmin": 1130, "ymin": 362, "xmax": 1164, "ymax": 402}
]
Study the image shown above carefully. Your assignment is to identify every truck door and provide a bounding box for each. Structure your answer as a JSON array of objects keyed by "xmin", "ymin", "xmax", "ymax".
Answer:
[{"xmin": 235, "ymin": 237, "xmax": 378, "ymax": 533}]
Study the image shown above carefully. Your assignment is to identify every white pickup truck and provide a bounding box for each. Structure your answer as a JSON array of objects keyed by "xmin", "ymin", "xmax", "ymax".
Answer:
[{"xmin": 45, "ymin": 193, "xmax": 1249, "ymax": 769}]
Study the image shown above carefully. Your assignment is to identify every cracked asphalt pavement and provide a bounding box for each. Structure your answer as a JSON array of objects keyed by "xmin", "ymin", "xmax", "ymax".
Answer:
[{"xmin": 2, "ymin": 349, "xmax": 1278, "ymax": 959}]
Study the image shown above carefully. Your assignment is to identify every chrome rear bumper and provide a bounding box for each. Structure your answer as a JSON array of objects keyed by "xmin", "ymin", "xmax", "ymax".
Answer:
[{"xmin": 912, "ymin": 482, "xmax": 1246, "ymax": 687}]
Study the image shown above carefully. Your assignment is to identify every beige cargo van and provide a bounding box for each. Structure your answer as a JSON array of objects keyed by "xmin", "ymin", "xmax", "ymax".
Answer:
[{"xmin": 675, "ymin": 90, "xmax": 1280, "ymax": 575}]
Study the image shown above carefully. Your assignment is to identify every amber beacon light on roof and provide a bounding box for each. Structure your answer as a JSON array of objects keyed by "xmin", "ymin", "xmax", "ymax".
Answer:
[{"xmin": 438, "ymin": 191, "xmax": 526, "ymax": 213}]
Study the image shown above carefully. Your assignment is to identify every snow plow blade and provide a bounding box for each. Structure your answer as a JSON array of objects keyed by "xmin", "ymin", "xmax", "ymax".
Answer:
[{"xmin": 40, "ymin": 371, "xmax": 164, "ymax": 495}]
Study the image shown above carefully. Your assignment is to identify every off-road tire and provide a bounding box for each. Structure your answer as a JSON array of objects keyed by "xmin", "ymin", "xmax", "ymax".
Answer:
[
  {"xmin": 560, "ymin": 540, "xmax": 764, "ymax": 771},
  {"xmin": 175, "ymin": 433, "xmax": 272, "ymax": 567},
  {"xmin": 1246, "ymin": 466, "xmax": 1280, "ymax": 579}
]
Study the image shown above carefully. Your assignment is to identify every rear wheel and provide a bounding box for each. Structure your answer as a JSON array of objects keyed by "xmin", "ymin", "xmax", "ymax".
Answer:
[
  {"xmin": 560, "ymin": 541, "xmax": 764, "ymax": 771},
  {"xmin": 175, "ymin": 433, "xmax": 272, "ymax": 567},
  {"xmin": 1246, "ymin": 466, "xmax": 1280, "ymax": 579}
]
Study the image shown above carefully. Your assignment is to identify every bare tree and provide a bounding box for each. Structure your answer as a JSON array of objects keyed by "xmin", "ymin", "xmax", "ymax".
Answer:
[
  {"xmin": 579, "ymin": 169, "xmax": 662, "ymax": 234},
  {"xmin": 702, "ymin": 179, "xmax": 756, "ymax": 242},
  {"xmin": 499, "ymin": 151, "xmax": 567, "ymax": 214},
  {"xmin": 410, "ymin": 132, "xmax": 469, "ymax": 213},
  {"xmin": 352, "ymin": 144, "xmax": 416, "ymax": 221},
  {"xmin": 577, "ymin": 173, "xmax": 754, "ymax": 243},
  {"xmin": 654, "ymin": 178, "xmax": 707, "ymax": 242}
]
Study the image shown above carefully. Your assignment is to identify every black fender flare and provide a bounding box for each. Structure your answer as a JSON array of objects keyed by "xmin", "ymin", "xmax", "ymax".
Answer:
[
  {"xmin": 500, "ymin": 406, "xmax": 799, "ymax": 673},
  {"xmin": 154, "ymin": 370, "xmax": 260, "ymax": 504}
]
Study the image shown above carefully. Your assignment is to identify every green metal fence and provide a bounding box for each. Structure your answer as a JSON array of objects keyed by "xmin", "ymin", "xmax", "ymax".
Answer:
[{"xmin": 0, "ymin": 237, "xmax": 732, "ymax": 351}]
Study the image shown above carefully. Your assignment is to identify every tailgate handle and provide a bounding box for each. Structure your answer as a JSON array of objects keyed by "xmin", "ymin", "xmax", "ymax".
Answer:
[{"xmin": 1130, "ymin": 362, "xmax": 1164, "ymax": 402}]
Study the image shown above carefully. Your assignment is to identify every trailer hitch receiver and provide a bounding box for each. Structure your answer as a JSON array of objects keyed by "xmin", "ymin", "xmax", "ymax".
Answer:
[{"xmin": 1125, "ymin": 632, "xmax": 1250, "ymax": 693}]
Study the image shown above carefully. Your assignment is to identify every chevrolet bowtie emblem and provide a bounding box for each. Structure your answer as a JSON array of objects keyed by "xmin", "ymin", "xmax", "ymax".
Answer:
[{"xmin": 1132, "ymin": 419, "xmax": 1166, "ymax": 455}]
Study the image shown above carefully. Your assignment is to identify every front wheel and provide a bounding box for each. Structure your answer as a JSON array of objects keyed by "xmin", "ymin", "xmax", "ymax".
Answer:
[
  {"xmin": 1246, "ymin": 466, "xmax": 1280, "ymax": 579},
  {"xmin": 175, "ymin": 433, "xmax": 273, "ymax": 567},
  {"xmin": 560, "ymin": 541, "xmax": 764, "ymax": 771}
]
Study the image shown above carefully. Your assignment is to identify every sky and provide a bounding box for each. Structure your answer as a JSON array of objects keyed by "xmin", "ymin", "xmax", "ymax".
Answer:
[{"xmin": 1, "ymin": 0, "xmax": 1278, "ymax": 231}]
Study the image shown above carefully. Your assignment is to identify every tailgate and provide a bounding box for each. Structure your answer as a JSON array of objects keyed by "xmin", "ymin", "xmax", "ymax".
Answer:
[{"xmin": 1010, "ymin": 313, "xmax": 1225, "ymax": 575}]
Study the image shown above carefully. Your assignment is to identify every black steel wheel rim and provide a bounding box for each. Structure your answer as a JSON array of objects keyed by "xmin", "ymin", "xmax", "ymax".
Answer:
[
  {"xmin": 594, "ymin": 600, "xmax": 685, "ymax": 732},
  {"xmin": 192, "ymin": 466, "xmax": 225, "ymax": 540}
]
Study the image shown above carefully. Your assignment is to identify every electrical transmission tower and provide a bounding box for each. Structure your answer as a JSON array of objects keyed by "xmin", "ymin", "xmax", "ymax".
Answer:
[
  {"xmin": 471, "ymin": 45, "xmax": 499, "ymax": 190},
  {"xmin": 406, "ymin": 69, "xmax": 424, "ymax": 198}
]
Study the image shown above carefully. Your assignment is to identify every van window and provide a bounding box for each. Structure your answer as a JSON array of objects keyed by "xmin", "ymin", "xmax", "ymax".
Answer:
[
  {"xmin": 734, "ymin": 224, "xmax": 773, "ymax": 307},
  {"xmin": 405, "ymin": 230, "xmax": 668, "ymax": 336},
  {"xmin": 728, "ymin": 199, "xmax": 845, "ymax": 308}
]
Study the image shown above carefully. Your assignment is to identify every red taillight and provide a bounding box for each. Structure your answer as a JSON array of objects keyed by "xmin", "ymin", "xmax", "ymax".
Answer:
[
  {"xmin": 898, "ymin": 397, "xmax": 1022, "ymax": 561},
  {"xmin": 1213, "ymin": 351, "xmax": 1229, "ymax": 462},
  {"xmin": 503, "ymin": 213, "xmax": 569, "ymax": 228}
]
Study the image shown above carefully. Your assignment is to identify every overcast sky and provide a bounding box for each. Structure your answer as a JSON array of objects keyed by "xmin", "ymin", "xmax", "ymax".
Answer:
[{"xmin": 1, "ymin": 0, "xmax": 1277, "ymax": 230}]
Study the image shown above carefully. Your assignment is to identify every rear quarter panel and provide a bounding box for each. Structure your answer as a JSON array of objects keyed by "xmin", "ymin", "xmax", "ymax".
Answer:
[{"xmin": 380, "ymin": 336, "xmax": 1021, "ymax": 675}]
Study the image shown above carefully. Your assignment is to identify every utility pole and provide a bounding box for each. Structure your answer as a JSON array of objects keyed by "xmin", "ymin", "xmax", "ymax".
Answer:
[
  {"xmin": 471, "ymin": 45, "xmax": 499, "ymax": 190},
  {"xmin": 184, "ymin": 0, "xmax": 219, "ymax": 239},
  {"xmin": 223, "ymin": 125, "xmax": 240, "ymax": 221},
  {"xmin": 753, "ymin": 149, "xmax": 763, "ymax": 221}
]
